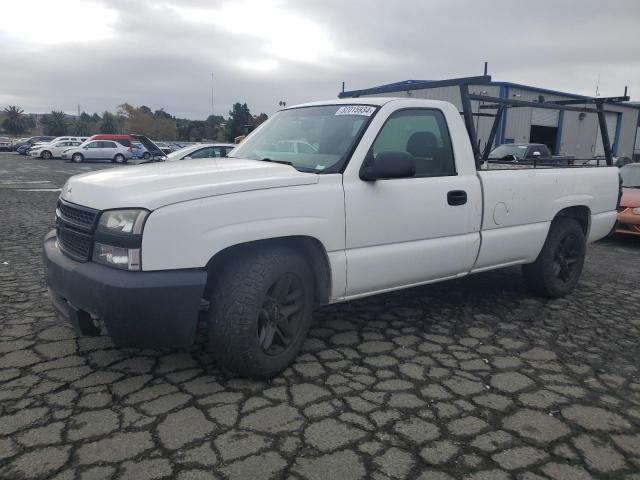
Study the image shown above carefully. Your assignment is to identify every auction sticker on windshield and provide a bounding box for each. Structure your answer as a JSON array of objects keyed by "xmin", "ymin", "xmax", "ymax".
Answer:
[{"xmin": 335, "ymin": 105, "xmax": 376, "ymax": 116}]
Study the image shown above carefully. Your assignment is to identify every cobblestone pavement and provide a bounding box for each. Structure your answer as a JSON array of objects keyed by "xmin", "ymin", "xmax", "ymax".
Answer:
[{"xmin": 1, "ymin": 153, "xmax": 639, "ymax": 480}]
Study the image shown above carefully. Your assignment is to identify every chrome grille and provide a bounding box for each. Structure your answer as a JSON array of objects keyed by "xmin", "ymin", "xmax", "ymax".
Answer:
[
  {"xmin": 58, "ymin": 228, "xmax": 93, "ymax": 261},
  {"xmin": 57, "ymin": 200, "xmax": 98, "ymax": 229},
  {"xmin": 56, "ymin": 199, "xmax": 99, "ymax": 261}
]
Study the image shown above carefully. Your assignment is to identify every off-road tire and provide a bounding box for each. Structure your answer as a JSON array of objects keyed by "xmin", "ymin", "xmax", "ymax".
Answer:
[
  {"xmin": 208, "ymin": 247, "xmax": 314, "ymax": 379},
  {"xmin": 71, "ymin": 153, "xmax": 84, "ymax": 163},
  {"xmin": 522, "ymin": 218, "xmax": 586, "ymax": 298}
]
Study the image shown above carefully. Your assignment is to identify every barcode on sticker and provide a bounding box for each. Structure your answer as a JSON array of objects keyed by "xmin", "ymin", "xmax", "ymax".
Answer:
[{"xmin": 335, "ymin": 105, "xmax": 376, "ymax": 116}]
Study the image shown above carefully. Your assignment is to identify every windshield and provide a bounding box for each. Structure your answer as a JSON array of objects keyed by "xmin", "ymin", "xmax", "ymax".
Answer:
[
  {"xmin": 489, "ymin": 145, "xmax": 528, "ymax": 159},
  {"xmin": 228, "ymin": 104, "xmax": 377, "ymax": 173},
  {"xmin": 620, "ymin": 165, "xmax": 640, "ymax": 187}
]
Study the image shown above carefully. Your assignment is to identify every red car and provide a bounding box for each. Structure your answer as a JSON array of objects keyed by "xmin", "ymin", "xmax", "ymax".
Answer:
[{"xmin": 616, "ymin": 163, "xmax": 640, "ymax": 236}]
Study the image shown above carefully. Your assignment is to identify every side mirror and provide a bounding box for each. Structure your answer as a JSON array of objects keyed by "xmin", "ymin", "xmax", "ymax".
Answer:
[
  {"xmin": 360, "ymin": 151, "xmax": 416, "ymax": 181},
  {"xmin": 83, "ymin": 147, "xmax": 88, "ymax": 150}
]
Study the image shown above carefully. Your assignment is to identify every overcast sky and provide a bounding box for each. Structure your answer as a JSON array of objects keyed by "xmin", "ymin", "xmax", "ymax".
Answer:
[{"xmin": 1, "ymin": 0, "xmax": 638, "ymax": 119}]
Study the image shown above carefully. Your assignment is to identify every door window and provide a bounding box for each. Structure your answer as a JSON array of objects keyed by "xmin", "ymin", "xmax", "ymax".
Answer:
[
  {"xmin": 371, "ymin": 109, "xmax": 456, "ymax": 177},
  {"xmin": 87, "ymin": 142, "xmax": 100, "ymax": 149},
  {"xmin": 189, "ymin": 147, "xmax": 213, "ymax": 159},
  {"xmin": 102, "ymin": 141, "xmax": 117, "ymax": 149}
]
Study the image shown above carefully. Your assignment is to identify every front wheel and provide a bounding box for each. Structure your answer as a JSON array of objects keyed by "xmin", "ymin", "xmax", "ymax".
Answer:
[
  {"xmin": 41, "ymin": 150, "xmax": 52, "ymax": 160},
  {"xmin": 522, "ymin": 218, "xmax": 586, "ymax": 298},
  {"xmin": 71, "ymin": 153, "xmax": 84, "ymax": 163},
  {"xmin": 208, "ymin": 247, "xmax": 315, "ymax": 379}
]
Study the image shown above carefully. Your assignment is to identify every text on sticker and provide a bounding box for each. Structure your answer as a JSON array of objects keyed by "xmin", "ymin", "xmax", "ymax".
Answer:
[{"xmin": 335, "ymin": 106, "xmax": 376, "ymax": 116}]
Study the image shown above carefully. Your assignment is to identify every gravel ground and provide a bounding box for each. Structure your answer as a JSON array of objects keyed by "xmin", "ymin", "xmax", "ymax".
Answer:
[{"xmin": 1, "ymin": 153, "xmax": 639, "ymax": 480}]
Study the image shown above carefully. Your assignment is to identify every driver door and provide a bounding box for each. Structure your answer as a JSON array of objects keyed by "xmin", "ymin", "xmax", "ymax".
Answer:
[{"xmin": 342, "ymin": 107, "xmax": 482, "ymax": 297}]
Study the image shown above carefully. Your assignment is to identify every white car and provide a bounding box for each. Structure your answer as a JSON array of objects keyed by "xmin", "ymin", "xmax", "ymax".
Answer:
[
  {"xmin": 45, "ymin": 97, "xmax": 619, "ymax": 378},
  {"xmin": 31, "ymin": 140, "xmax": 82, "ymax": 159},
  {"xmin": 60, "ymin": 140, "xmax": 132, "ymax": 163},
  {"xmin": 30, "ymin": 136, "xmax": 87, "ymax": 150},
  {"xmin": 165, "ymin": 143, "xmax": 236, "ymax": 161}
]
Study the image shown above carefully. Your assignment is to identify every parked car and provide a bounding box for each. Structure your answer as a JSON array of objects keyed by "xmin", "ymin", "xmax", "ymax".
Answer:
[
  {"xmin": 60, "ymin": 140, "xmax": 133, "ymax": 163},
  {"xmin": 165, "ymin": 143, "xmax": 236, "ymax": 161},
  {"xmin": 16, "ymin": 136, "xmax": 56, "ymax": 154},
  {"xmin": 89, "ymin": 134, "xmax": 133, "ymax": 149},
  {"xmin": 275, "ymin": 140, "xmax": 318, "ymax": 154},
  {"xmin": 488, "ymin": 143, "xmax": 555, "ymax": 162},
  {"xmin": 615, "ymin": 163, "xmax": 640, "ymax": 236},
  {"xmin": 45, "ymin": 97, "xmax": 619, "ymax": 378},
  {"xmin": 131, "ymin": 142, "xmax": 151, "ymax": 159},
  {"xmin": 0, "ymin": 137, "xmax": 12, "ymax": 151},
  {"xmin": 30, "ymin": 140, "xmax": 82, "ymax": 159}
]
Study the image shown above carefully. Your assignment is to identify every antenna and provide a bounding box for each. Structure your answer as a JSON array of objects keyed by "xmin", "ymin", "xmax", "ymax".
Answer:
[
  {"xmin": 483, "ymin": 61, "xmax": 488, "ymax": 76},
  {"xmin": 595, "ymin": 72, "xmax": 600, "ymax": 97}
]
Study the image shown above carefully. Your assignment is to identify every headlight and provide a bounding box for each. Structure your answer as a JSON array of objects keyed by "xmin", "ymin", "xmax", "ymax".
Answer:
[
  {"xmin": 97, "ymin": 209, "xmax": 148, "ymax": 235},
  {"xmin": 92, "ymin": 242, "xmax": 141, "ymax": 270},
  {"xmin": 93, "ymin": 209, "xmax": 148, "ymax": 270},
  {"xmin": 633, "ymin": 207, "xmax": 640, "ymax": 215}
]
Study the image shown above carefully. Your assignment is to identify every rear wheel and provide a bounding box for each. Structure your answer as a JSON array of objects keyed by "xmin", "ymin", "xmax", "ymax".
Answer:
[
  {"xmin": 143, "ymin": 152, "xmax": 151, "ymax": 159},
  {"xmin": 522, "ymin": 218, "xmax": 586, "ymax": 298},
  {"xmin": 41, "ymin": 150, "xmax": 52, "ymax": 160},
  {"xmin": 113, "ymin": 153, "xmax": 126, "ymax": 164},
  {"xmin": 71, "ymin": 153, "xmax": 84, "ymax": 163},
  {"xmin": 208, "ymin": 247, "xmax": 315, "ymax": 379}
]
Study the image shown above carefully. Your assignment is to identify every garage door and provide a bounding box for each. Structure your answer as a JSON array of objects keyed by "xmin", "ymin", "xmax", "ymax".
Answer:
[
  {"xmin": 531, "ymin": 108, "xmax": 559, "ymax": 127},
  {"xmin": 594, "ymin": 112, "xmax": 619, "ymax": 156}
]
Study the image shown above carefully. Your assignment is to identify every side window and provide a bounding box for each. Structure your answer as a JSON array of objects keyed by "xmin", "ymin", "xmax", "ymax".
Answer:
[
  {"xmin": 190, "ymin": 148, "xmax": 213, "ymax": 159},
  {"xmin": 371, "ymin": 109, "xmax": 456, "ymax": 177},
  {"xmin": 212, "ymin": 147, "xmax": 224, "ymax": 157},
  {"xmin": 116, "ymin": 139, "xmax": 130, "ymax": 147},
  {"xmin": 88, "ymin": 142, "xmax": 100, "ymax": 149},
  {"xmin": 103, "ymin": 141, "xmax": 117, "ymax": 149}
]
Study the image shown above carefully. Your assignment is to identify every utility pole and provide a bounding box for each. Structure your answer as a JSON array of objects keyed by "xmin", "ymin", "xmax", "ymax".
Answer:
[{"xmin": 211, "ymin": 72, "xmax": 215, "ymax": 116}]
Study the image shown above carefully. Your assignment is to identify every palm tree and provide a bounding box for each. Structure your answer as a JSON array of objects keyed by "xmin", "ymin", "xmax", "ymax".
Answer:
[
  {"xmin": 100, "ymin": 111, "xmax": 118, "ymax": 134},
  {"xmin": 42, "ymin": 110, "xmax": 68, "ymax": 136},
  {"xmin": 2, "ymin": 106, "xmax": 27, "ymax": 136}
]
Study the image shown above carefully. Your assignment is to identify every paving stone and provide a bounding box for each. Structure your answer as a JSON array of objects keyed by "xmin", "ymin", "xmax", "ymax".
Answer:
[
  {"xmin": 294, "ymin": 450, "xmax": 366, "ymax": 480},
  {"xmin": 374, "ymin": 447, "xmax": 415, "ymax": 479},
  {"xmin": 68, "ymin": 409, "xmax": 119, "ymax": 441},
  {"xmin": 0, "ymin": 407, "xmax": 49, "ymax": 435},
  {"xmin": 503, "ymin": 409, "xmax": 570, "ymax": 443},
  {"xmin": 562, "ymin": 405, "xmax": 631, "ymax": 431},
  {"xmin": 491, "ymin": 446, "xmax": 547, "ymax": 470},
  {"xmin": 447, "ymin": 416, "xmax": 488, "ymax": 436},
  {"xmin": 16, "ymin": 422, "xmax": 64, "ymax": 447},
  {"xmin": 6, "ymin": 446, "xmax": 70, "ymax": 479},
  {"xmin": 419, "ymin": 440, "xmax": 459, "ymax": 465},
  {"xmin": 304, "ymin": 418, "xmax": 366, "ymax": 451},
  {"xmin": 470, "ymin": 430, "xmax": 515, "ymax": 452},
  {"xmin": 612, "ymin": 434, "xmax": 640, "ymax": 454},
  {"xmin": 176, "ymin": 470, "xmax": 219, "ymax": 480},
  {"xmin": 214, "ymin": 429, "xmax": 270, "ymax": 461},
  {"xmin": 490, "ymin": 371, "xmax": 534, "ymax": 393},
  {"xmin": 393, "ymin": 417, "xmax": 440, "ymax": 444},
  {"xmin": 290, "ymin": 383, "xmax": 331, "ymax": 406},
  {"xmin": 239, "ymin": 404, "xmax": 303, "ymax": 433},
  {"xmin": 157, "ymin": 407, "xmax": 216, "ymax": 449},
  {"xmin": 80, "ymin": 465, "xmax": 115, "ymax": 480},
  {"xmin": 77, "ymin": 432, "xmax": 153, "ymax": 464},
  {"xmin": 573, "ymin": 434, "xmax": 627, "ymax": 472},
  {"xmin": 473, "ymin": 393, "xmax": 512, "ymax": 411},
  {"xmin": 464, "ymin": 470, "xmax": 510, "ymax": 480},
  {"xmin": 443, "ymin": 377, "xmax": 485, "ymax": 396},
  {"xmin": 541, "ymin": 463, "xmax": 594, "ymax": 480},
  {"xmin": 221, "ymin": 451, "xmax": 286, "ymax": 479},
  {"xmin": 121, "ymin": 458, "xmax": 172, "ymax": 480}
]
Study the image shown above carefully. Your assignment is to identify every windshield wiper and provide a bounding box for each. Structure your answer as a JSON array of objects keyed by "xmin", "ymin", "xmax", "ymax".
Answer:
[{"xmin": 258, "ymin": 157, "xmax": 293, "ymax": 166}]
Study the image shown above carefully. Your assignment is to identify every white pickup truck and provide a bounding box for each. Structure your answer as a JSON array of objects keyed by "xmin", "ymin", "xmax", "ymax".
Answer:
[{"xmin": 45, "ymin": 97, "xmax": 620, "ymax": 378}]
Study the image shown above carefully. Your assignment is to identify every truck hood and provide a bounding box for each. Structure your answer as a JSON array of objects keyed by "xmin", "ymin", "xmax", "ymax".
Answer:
[{"xmin": 60, "ymin": 158, "xmax": 319, "ymax": 210}]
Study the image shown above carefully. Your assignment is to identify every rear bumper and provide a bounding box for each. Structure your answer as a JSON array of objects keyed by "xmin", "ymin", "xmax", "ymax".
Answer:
[{"xmin": 44, "ymin": 230, "xmax": 207, "ymax": 348}]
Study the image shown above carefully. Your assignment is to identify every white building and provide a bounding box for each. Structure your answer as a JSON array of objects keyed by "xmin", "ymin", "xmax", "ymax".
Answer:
[{"xmin": 340, "ymin": 79, "xmax": 640, "ymax": 159}]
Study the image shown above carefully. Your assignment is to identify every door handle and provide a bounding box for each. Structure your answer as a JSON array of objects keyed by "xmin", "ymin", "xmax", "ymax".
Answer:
[{"xmin": 447, "ymin": 190, "xmax": 467, "ymax": 206}]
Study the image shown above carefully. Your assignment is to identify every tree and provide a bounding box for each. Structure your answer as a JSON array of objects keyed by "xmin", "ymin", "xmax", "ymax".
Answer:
[
  {"xmin": 100, "ymin": 111, "xmax": 118, "ymax": 133},
  {"xmin": 41, "ymin": 110, "xmax": 68, "ymax": 136},
  {"xmin": 254, "ymin": 113, "xmax": 268, "ymax": 126},
  {"xmin": 224, "ymin": 103, "xmax": 253, "ymax": 141},
  {"xmin": 2, "ymin": 106, "xmax": 27, "ymax": 136},
  {"xmin": 118, "ymin": 103, "xmax": 176, "ymax": 139}
]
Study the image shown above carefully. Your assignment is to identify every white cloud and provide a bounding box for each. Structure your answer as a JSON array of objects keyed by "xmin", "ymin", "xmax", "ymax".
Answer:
[{"xmin": 0, "ymin": 0, "xmax": 118, "ymax": 45}]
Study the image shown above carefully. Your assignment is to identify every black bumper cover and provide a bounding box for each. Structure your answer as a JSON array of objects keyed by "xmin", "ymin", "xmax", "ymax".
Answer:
[{"xmin": 43, "ymin": 230, "xmax": 207, "ymax": 348}]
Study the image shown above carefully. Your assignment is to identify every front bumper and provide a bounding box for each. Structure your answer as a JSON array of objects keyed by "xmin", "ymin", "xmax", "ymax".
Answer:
[
  {"xmin": 615, "ymin": 209, "xmax": 640, "ymax": 236},
  {"xmin": 44, "ymin": 230, "xmax": 207, "ymax": 348}
]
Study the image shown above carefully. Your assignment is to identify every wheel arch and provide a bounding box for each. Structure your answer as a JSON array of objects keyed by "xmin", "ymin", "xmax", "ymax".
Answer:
[
  {"xmin": 204, "ymin": 236, "xmax": 332, "ymax": 306},
  {"xmin": 552, "ymin": 205, "xmax": 591, "ymax": 237}
]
